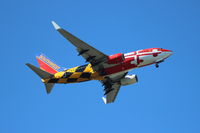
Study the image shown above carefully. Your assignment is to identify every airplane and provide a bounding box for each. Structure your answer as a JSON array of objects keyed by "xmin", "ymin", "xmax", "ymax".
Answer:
[{"xmin": 26, "ymin": 21, "xmax": 173, "ymax": 104}]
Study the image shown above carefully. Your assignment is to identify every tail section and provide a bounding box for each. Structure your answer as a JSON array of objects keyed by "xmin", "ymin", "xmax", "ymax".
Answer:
[
  {"xmin": 26, "ymin": 63, "xmax": 53, "ymax": 79},
  {"xmin": 26, "ymin": 63, "xmax": 55, "ymax": 94},
  {"xmin": 36, "ymin": 53, "xmax": 65, "ymax": 74}
]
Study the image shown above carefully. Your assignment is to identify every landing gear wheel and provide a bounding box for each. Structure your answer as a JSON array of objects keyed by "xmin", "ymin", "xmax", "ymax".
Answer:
[{"xmin": 155, "ymin": 63, "xmax": 159, "ymax": 68}]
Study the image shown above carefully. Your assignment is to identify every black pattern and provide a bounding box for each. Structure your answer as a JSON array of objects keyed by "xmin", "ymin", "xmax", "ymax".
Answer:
[
  {"xmin": 67, "ymin": 78, "xmax": 78, "ymax": 82},
  {"xmin": 62, "ymin": 72, "xmax": 73, "ymax": 78},
  {"xmin": 48, "ymin": 78, "xmax": 59, "ymax": 83},
  {"xmin": 75, "ymin": 64, "xmax": 87, "ymax": 72},
  {"xmin": 80, "ymin": 72, "xmax": 91, "ymax": 78}
]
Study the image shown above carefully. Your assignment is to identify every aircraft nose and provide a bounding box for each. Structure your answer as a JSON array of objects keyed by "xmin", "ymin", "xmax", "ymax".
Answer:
[
  {"xmin": 162, "ymin": 49, "xmax": 173, "ymax": 58},
  {"xmin": 169, "ymin": 51, "xmax": 173, "ymax": 55},
  {"xmin": 161, "ymin": 49, "xmax": 172, "ymax": 52},
  {"xmin": 167, "ymin": 51, "xmax": 173, "ymax": 57}
]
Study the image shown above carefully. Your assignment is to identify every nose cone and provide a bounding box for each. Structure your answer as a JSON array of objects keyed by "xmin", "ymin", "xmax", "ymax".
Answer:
[
  {"xmin": 162, "ymin": 49, "xmax": 173, "ymax": 58},
  {"xmin": 161, "ymin": 49, "xmax": 172, "ymax": 52}
]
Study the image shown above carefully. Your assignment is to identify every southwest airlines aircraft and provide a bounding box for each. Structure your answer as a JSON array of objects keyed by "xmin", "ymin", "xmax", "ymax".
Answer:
[{"xmin": 26, "ymin": 21, "xmax": 173, "ymax": 104}]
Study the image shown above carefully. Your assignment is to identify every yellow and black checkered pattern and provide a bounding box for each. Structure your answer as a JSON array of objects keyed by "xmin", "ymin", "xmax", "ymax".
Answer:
[{"xmin": 45, "ymin": 64, "xmax": 103, "ymax": 83}]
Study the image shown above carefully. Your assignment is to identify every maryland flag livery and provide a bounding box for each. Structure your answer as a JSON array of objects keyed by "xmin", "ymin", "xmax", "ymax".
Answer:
[
  {"xmin": 44, "ymin": 63, "xmax": 103, "ymax": 84},
  {"xmin": 26, "ymin": 21, "xmax": 173, "ymax": 104}
]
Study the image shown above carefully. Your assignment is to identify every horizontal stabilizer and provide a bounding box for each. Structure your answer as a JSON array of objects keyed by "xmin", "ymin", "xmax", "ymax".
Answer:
[{"xmin": 26, "ymin": 63, "xmax": 53, "ymax": 79}]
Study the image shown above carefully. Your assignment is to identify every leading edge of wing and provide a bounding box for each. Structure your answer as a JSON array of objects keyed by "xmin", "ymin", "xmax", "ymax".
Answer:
[
  {"xmin": 51, "ymin": 21, "xmax": 107, "ymax": 66},
  {"xmin": 51, "ymin": 21, "xmax": 105, "ymax": 55}
]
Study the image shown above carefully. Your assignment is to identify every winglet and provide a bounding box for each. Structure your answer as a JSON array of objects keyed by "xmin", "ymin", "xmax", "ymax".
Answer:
[
  {"xmin": 102, "ymin": 97, "xmax": 107, "ymax": 104},
  {"xmin": 51, "ymin": 21, "xmax": 61, "ymax": 30}
]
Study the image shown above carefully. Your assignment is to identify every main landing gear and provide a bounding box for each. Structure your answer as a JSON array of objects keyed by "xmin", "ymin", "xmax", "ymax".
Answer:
[{"xmin": 155, "ymin": 63, "xmax": 159, "ymax": 68}]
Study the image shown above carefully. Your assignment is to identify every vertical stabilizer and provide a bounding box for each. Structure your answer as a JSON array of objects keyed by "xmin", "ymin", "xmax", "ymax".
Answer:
[{"xmin": 36, "ymin": 53, "xmax": 65, "ymax": 74}]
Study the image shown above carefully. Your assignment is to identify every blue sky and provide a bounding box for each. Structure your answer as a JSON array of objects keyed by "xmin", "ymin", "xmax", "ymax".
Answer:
[{"xmin": 1, "ymin": 0, "xmax": 200, "ymax": 132}]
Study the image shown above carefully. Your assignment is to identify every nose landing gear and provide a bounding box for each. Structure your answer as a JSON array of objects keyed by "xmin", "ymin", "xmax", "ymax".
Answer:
[{"xmin": 155, "ymin": 60, "xmax": 164, "ymax": 68}]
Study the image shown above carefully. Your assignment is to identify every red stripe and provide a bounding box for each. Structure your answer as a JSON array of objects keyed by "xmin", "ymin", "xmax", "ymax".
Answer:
[
  {"xmin": 37, "ymin": 58, "xmax": 58, "ymax": 74},
  {"xmin": 104, "ymin": 60, "xmax": 137, "ymax": 75}
]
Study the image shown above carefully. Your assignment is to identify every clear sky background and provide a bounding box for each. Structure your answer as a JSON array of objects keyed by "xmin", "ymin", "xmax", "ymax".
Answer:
[{"xmin": 1, "ymin": 0, "xmax": 200, "ymax": 133}]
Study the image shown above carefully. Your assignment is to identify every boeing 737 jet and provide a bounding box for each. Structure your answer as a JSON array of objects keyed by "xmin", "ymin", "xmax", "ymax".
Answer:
[{"xmin": 26, "ymin": 21, "xmax": 173, "ymax": 104}]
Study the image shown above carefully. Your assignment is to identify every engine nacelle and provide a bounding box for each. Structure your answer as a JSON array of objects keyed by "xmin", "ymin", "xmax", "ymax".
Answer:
[
  {"xmin": 120, "ymin": 75, "xmax": 138, "ymax": 86},
  {"xmin": 107, "ymin": 53, "xmax": 125, "ymax": 64}
]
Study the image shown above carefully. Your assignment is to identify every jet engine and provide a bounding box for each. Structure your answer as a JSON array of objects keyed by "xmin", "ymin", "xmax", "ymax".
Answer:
[
  {"xmin": 107, "ymin": 53, "xmax": 125, "ymax": 64},
  {"xmin": 120, "ymin": 75, "xmax": 138, "ymax": 86}
]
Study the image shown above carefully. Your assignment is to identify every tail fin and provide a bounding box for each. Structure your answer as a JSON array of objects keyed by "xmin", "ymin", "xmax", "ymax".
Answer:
[
  {"xmin": 36, "ymin": 53, "xmax": 65, "ymax": 74},
  {"xmin": 26, "ymin": 63, "xmax": 55, "ymax": 94}
]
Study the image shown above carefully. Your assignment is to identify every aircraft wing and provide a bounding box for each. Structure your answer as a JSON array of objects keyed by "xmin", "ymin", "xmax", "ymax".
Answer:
[
  {"xmin": 52, "ymin": 21, "xmax": 107, "ymax": 69},
  {"xmin": 101, "ymin": 72, "xmax": 127, "ymax": 104},
  {"xmin": 102, "ymin": 82, "xmax": 121, "ymax": 104}
]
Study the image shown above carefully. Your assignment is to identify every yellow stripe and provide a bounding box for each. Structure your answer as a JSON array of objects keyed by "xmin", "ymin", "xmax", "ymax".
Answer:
[
  {"xmin": 66, "ymin": 66, "xmax": 79, "ymax": 72},
  {"xmin": 54, "ymin": 72, "xmax": 65, "ymax": 78},
  {"xmin": 83, "ymin": 64, "xmax": 92, "ymax": 72},
  {"xmin": 69, "ymin": 72, "xmax": 82, "ymax": 78}
]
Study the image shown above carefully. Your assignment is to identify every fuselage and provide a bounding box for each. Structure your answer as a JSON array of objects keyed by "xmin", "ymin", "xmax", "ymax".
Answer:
[{"xmin": 43, "ymin": 48, "xmax": 172, "ymax": 84}]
